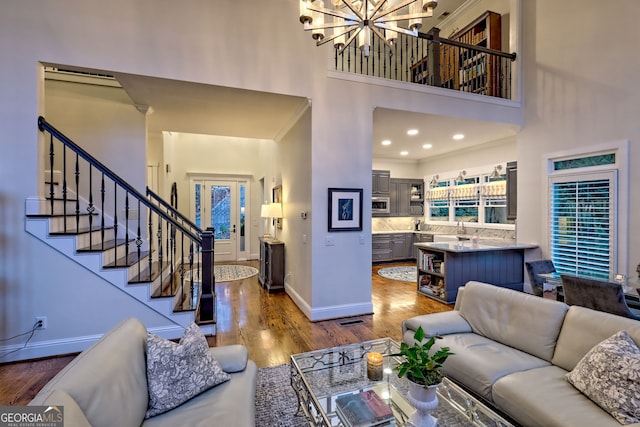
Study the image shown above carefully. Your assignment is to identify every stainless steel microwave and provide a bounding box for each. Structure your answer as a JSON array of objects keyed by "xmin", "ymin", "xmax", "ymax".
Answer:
[{"xmin": 372, "ymin": 196, "xmax": 390, "ymax": 214}]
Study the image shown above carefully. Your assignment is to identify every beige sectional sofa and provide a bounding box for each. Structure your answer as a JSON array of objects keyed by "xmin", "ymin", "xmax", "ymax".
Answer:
[
  {"xmin": 29, "ymin": 318, "xmax": 257, "ymax": 427},
  {"xmin": 402, "ymin": 281, "xmax": 640, "ymax": 427}
]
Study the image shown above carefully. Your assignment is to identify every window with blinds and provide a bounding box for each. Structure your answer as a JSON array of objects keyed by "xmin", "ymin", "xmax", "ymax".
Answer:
[{"xmin": 549, "ymin": 171, "xmax": 617, "ymax": 279}]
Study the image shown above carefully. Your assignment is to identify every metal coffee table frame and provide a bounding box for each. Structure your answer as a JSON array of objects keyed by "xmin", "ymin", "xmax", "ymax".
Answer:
[{"xmin": 290, "ymin": 338, "xmax": 514, "ymax": 427}]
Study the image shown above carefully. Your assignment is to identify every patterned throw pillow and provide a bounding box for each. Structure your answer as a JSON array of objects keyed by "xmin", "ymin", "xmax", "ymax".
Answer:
[
  {"xmin": 145, "ymin": 322, "xmax": 230, "ymax": 418},
  {"xmin": 566, "ymin": 330, "xmax": 640, "ymax": 424}
]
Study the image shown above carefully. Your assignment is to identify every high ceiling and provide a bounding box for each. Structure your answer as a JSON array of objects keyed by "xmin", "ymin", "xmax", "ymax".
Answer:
[{"xmin": 101, "ymin": 0, "xmax": 518, "ymax": 161}]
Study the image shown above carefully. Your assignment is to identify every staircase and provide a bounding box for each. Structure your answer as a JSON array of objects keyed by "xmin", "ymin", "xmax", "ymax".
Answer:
[{"xmin": 26, "ymin": 117, "xmax": 216, "ymax": 335}]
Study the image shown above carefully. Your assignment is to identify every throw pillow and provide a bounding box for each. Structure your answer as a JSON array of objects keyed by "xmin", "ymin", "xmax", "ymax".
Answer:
[
  {"xmin": 145, "ymin": 322, "xmax": 230, "ymax": 418},
  {"xmin": 566, "ymin": 330, "xmax": 640, "ymax": 424}
]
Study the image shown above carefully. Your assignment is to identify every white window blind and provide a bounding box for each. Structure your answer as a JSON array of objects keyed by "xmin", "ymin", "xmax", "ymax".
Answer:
[{"xmin": 549, "ymin": 171, "xmax": 616, "ymax": 278}]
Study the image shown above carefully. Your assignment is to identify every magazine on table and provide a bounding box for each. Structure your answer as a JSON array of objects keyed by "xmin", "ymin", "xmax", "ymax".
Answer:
[{"xmin": 335, "ymin": 389, "xmax": 395, "ymax": 427}]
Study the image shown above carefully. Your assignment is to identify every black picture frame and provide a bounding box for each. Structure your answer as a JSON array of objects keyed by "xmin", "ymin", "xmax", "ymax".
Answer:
[{"xmin": 328, "ymin": 188, "xmax": 363, "ymax": 232}]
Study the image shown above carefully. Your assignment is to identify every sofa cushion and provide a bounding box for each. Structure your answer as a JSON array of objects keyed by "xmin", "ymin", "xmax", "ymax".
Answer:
[
  {"xmin": 31, "ymin": 389, "xmax": 92, "ymax": 427},
  {"xmin": 565, "ymin": 330, "xmax": 640, "ymax": 424},
  {"xmin": 145, "ymin": 322, "xmax": 231, "ymax": 418},
  {"xmin": 28, "ymin": 318, "xmax": 150, "ymax": 427},
  {"xmin": 493, "ymin": 366, "xmax": 622, "ymax": 427},
  {"xmin": 552, "ymin": 305, "xmax": 640, "ymax": 371},
  {"xmin": 457, "ymin": 281, "xmax": 568, "ymax": 361},
  {"xmin": 142, "ymin": 360, "xmax": 258, "ymax": 427},
  {"xmin": 402, "ymin": 311, "xmax": 472, "ymax": 338},
  {"xmin": 419, "ymin": 333, "xmax": 550, "ymax": 401}
]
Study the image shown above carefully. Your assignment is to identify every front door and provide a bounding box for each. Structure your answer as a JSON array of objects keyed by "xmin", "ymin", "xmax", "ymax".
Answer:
[{"xmin": 192, "ymin": 179, "xmax": 248, "ymax": 262}]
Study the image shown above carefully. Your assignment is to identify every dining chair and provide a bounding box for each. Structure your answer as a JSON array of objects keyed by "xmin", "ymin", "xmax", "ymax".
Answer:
[
  {"xmin": 525, "ymin": 260, "xmax": 556, "ymax": 297},
  {"xmin": 560, "ymin": 274, "xmax": 640, "ymax": 320}
]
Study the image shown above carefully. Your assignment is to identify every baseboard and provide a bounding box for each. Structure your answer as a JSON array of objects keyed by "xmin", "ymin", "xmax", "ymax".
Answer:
[
  {"xmin": 0, "ymin": 325, "xmax": 185, "ymax": 364},
  {"xmin": 284, "ymin": 283, "xmax": 373, "ymax": 321}
]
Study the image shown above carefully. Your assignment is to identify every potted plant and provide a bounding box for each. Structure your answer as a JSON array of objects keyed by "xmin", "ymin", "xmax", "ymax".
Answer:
[{"xmin": 391, "ymin": 326, "xmax": 454, "ymax": 427}]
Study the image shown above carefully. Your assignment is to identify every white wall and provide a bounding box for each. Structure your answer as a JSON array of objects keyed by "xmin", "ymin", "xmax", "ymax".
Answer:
[
  {"xmin": 418, "ymin": 136, "xmax": 516, "ymax": 178},
  {"xmin": 276, "ymin": 108, "xmax": 313, "ymax": 304},
  {"xmin": 372, "ymin": 159, "xmax": 420, "ymax": 179},
  {"xmin": 0, "ymin": 0, "xmax": 525, "ymax": 359},
  {"xmin": 518, "ymin": 0, "xmax": 640, "ymax": 275}
]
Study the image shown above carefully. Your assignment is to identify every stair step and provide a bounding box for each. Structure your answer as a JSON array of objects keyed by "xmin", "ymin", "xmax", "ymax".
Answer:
[
  {"xmin": 151, "ymin": 273, "xmax": 180, "ymax": 298},
  {"xmin": 129, "ymin": 261, "xmax": 171, "ymax": 284},
  {"xmin": 77, "ymin": 238, "xmax": 126, "ymax": 252},
  {"xmin": 103, "ymin": 250, "xmax": 151, "ymax": 268}
]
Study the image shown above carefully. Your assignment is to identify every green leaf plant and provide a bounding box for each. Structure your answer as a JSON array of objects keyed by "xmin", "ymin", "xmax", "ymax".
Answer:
[{"xmin": 391, "ymin": 326, "xmax": 454, "ymax": 387}]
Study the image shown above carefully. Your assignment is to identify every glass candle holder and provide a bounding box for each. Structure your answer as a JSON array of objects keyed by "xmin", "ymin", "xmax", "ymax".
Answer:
[{"xmin": 367, "ymin": 352, "xmax": 383, "ymax": 381}]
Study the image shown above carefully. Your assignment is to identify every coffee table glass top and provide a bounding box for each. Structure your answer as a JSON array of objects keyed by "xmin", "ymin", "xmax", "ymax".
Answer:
[{"xmin": 290, "ymin": 338, "xmax": 514, "ymax": 427}]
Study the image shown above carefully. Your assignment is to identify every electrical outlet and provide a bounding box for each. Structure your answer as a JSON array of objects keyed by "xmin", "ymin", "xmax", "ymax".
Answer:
[{"xmin": 35, "ymin": 316, "xmax": 47, "ymax": 329}]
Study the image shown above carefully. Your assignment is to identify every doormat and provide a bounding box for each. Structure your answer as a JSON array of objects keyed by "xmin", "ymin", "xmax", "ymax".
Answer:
[
  {"xmin": 185, "ymin": 265, "xmax": 258, "ymax": 283},
  {"xmin": 377, "ymin": 266, "xmax": 417, "ymax": 283}
]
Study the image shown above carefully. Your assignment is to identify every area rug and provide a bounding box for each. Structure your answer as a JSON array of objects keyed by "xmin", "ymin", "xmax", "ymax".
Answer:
[
  {"xmin": 184, "ymin": 265, "xmax": 258, "ymax": 283},
  {"xmin": 255, "ymin": 364, "xmax": 477, "ymax": 426},
  {"xmin": 377, "ymin": 266, "xmax": 417, "ymax": 283},
  {"xmin": 215, "ymin": 265, "xmax": 259, "ymax": 282},
  {"xmin": 255, "ymin": 364, "xmax": 307, "ymax": 427}
]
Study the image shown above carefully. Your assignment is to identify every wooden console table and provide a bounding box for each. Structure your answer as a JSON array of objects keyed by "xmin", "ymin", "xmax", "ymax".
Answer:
[{"xmin": 258, "ymin": 237, "xmax": 285, "ymax": 292}]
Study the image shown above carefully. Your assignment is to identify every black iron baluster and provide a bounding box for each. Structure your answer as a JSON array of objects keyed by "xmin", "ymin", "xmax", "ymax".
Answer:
[
  {"xmin": 136, "ymin": 199, "xmax": 143, "ymax": 279},
  {"xmin": 157, "ymin": 216, "xmax": 163, "ymax": 291},
  {"xmin": 113, "ymin": 181, "xmax": 118, "ymax": 247},
  {"xmin": 87, "ymin": 165, "xmax": 94, "ymax": 249},
  {"xmin": 48, "ymin": 135, "xmax": 55, "ymax": 215},
  {"xmin": 74, "ymin": 153, "xmax": 80, "ymax": 233},
  {"xmin": 62, "ymin": 145, "xmax": 68, "ymax": 233},
  {"xmin": 148, "ymin": 209, "xmax": 153, "ymax": 281},
  {"xmin": 180, "ymin": 231, "xmax": 185, "ymax": 305},
  {"xmin": 189, "ymin": 240, "xmax": 194, "ymax": 310},
  {"xmin": 100, "ymin": 173, "xmax": 105, "ymax": 250},
  {"xmin": 124, "ymin": 192, "xmax": 130, "ymax": 266}
]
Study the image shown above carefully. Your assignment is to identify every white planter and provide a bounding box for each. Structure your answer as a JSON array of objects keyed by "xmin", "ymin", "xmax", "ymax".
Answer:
[{"xmin": 406, "ymin": 381, "xmax": 440, "ymax": 427}]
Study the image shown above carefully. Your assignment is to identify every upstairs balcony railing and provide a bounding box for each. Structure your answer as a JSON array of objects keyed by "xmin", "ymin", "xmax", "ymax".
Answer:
[
  {"xmin": 37, "ymin": 116, "xmax": 215, "ymax": 324},
  {"xmin": 332, "ymin": 27, "xmax": 517, "ymax": 100}
]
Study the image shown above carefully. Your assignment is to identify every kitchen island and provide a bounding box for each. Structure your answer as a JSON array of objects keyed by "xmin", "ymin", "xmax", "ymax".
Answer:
[{"xmin": 415, "ymin": 240, "xmax": 538, "ymax": 303}]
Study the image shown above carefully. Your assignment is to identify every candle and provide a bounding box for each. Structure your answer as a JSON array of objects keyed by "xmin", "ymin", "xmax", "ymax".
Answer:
[{"xmin": 367, "ymin": 352, "xmax": 383, "ymax": 381}]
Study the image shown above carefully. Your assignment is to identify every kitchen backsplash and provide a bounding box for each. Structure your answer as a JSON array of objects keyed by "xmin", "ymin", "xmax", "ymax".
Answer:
[{"xmin": 372, "ymin": 217, "xmax": 516, "ymax": 240}]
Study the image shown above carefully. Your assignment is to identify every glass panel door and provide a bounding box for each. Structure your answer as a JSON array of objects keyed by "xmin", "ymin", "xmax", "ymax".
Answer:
[{"xmin": 192, "ymin": 179, "xmax": 249, "ymax": 262}]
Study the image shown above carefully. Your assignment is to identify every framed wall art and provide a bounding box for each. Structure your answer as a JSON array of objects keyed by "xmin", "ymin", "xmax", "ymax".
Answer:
[{"xmin": 328, "ymin": 188, "xmax": 363, "ymax": 232}]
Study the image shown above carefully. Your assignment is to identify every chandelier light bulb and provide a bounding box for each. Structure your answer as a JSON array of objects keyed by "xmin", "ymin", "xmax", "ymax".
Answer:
[{"xmin": 298, "ymin": 0, "xmax": 438, "ymax": 57}]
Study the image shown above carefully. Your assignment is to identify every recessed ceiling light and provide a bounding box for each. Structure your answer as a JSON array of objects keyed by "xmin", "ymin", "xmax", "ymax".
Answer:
[
  {"xmin": 407, "ymin": 129, "xmax": 419, "ymax": 136},
  {"xmin": 400, "ymin": 151, "xmax": 409, "ymax": 156},
  {"xmin": 422, "ymin": 144, "xmax": 433, "ymax": 149},
  {"xmin": 453, "ymin": 134, "xmax": 465, "ymax": 140},
  {"xmin": 381, "ymin": 139, "xmax": 392, "ymax": 146}
]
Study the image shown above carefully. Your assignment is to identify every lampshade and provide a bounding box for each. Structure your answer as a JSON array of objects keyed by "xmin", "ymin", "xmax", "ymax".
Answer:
[
  {"xmin": 261, "ymin": 204, "xmax": 271, "ymax": 218},
  {"xmin": 489, "ymin": 165, "xmax": 503, "ymax": 179},
  {"xmin": 268, "ymin": 203, "xmax": 283, "ymax": 219}
]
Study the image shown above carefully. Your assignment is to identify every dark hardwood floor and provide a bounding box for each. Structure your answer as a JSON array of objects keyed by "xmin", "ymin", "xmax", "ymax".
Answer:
[{"xmin": 0, "ymin": 261, "xmax": 451, "ymax": 406}]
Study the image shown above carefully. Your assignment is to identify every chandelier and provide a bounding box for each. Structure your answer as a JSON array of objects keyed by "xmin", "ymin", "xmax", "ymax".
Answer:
[{"xmin": 298, "ymin": 0, "xmax": 438, "ymax": 56}]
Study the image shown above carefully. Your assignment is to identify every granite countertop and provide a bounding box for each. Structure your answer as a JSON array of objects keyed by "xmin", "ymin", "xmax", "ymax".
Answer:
[
  {"xmin": 373, "ymin": 230, "xmax": 432, "ymax": 235},
  {"xmin": 415, "ymin": 240, "xmax": 538, "ymax": 253}
]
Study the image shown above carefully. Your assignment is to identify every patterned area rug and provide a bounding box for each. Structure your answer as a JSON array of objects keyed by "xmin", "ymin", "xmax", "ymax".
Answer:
[
  {"xmin": 214, "ymin": 265, "xmax": 258, "ymax": 282},
  {"xmin": 377, "ymin": 266, "xmax": 417, "ymax": 283},
  {"xmin": 184, "ymin": 265, "xmax": 258, "ymax": 283},
  {"xmin": 255, "ymin": 364, "xmax": 307, "ymax": 427},
  {"xmin": 255, "ymin": 364, "xmax": 478, "ymax": 426}
]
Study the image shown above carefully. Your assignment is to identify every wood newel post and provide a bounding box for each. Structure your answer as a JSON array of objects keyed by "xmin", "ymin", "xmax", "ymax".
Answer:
[
  {"xmin": 427, "ymin": 27, "xmax": 441, "ymax": 87},
  {"xmin": 200, "ymin": 227, "xmax": 215, "ymax": 323}
]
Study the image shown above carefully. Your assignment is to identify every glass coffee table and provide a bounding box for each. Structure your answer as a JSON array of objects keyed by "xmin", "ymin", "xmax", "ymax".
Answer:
[{"xmin": 290, "ymin": 338, "xmax": 514, "ymax": 426}]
